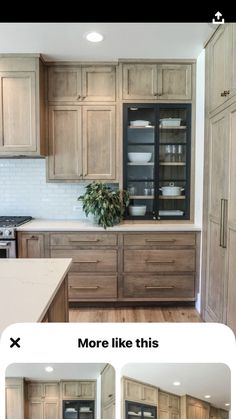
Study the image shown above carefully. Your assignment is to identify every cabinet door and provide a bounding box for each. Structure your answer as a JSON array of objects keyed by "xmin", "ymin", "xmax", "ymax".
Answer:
[
  {"xmin": 28, "ymin": 383, "xmax": 44, "ymax": 399},
  {"xmin": 44, "ymin": 383, "xmax": 59, "ymax": 399},
  {"xmin": 62, "ymin": 381, "xmax": 78, "ymax": 398},
  {"xmin": 143, "ymin": 385, "xmax": 158, "ymax": 404},
  {"xmin": 78, "ymin": 381, "xmax": 96, "ymax": 398},
  {"xmin": 157, "ymin": 64, "xmax": 192, "ymax": 100},
  {"xmin": 159, "ymin": 392, "xmax": 169, "ymax": 410},
  {"xmin": 159, "ymin": 411, "xmax": 169, "ymax": 419},
  {"xmin": 122, "ymin": 64, "xmax": 158, "ymax": 99},
  {"xmin": 44, "ymin": 401, "xmax": 59, "ymax": 419},
  {"xmin": 18, "ymin": 233, "xmax": 45, "ymax": 258},
  {"xmin": 170, "ymin": 412, "xmax": 180, "ymax": 419},
  {"xmin": 82, "ymin": 66, "xmax": 116, "ymax": 101},
  {"xmin": 124, "ymin": 379, "xmax": 142, "ymax": 402},
  {"xmin": 82, "ymin": 106, "xmax": 116, "ymax": 179},
  {"xmin": 205, "ymin": 111, "xmax": 229, "ymax": 322},
  {"xmin": 209, "ymin": 25, "xmax": 231, "ymax": 111},
  {"xmin": 48, "ymin": 67, "xmax": 81, "ymax": 101},
  {"xmin": 48, "ymin": 106, "xmax": 82, "ymax": 180},
  {"xmin": 0, "ymin": 71, "xmax": 36, "ymax": 152},
  {"xmin": 5, "ymin": 383, "xmax": 24, "ymax": 419},
  {"xmin": 226, "ymin": 104, "xmax": 236, "ymax": 333},
  {"xmin": 28, "ymin": 401, "xmax": 44, "ymax": 419},
  {"xmin": 101, "ymin": 364, "xmax": 115, "ymax": 405},
  {"xmin": 102, "ymin": 402, "xmax": 115, "ymax": 419}
]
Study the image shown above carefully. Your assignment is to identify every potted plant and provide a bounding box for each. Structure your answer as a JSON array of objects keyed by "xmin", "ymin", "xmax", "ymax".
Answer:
[{"xmin": 78, "ymin": 182, "xmax": 130, "ymax": 229}]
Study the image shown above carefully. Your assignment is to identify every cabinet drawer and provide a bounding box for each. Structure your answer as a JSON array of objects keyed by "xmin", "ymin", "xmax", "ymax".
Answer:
[
  {"xmin": 124, "ymin": 249, "xmax": 195, "ymax": 272},
  {"xmin": 50, "ymin": 233, "xmax": 117, "ymax": 246},
  {"xmin": 123, "ymin": 233, "xmax": 195, "ymax": 246},
  {"xmin": 51, "ymin": 249, "xmax": 117, "ymax": 272},
  {"xmin": 123, "ymin": 275, "xmax": 195, "ymax": 299},
  {"xmin": 68, "ymin": 274, "xmax": 117, "ymax": 299}
]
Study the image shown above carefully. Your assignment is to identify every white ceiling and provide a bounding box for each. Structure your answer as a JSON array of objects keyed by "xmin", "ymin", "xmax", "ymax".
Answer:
[
  {"xmin": 122, "ymin": 363, "xmax": 231, "ymax": 410},
  {"xmin": 0, "ymin": 23, "xmax": 216, "ymax": 61},
  {"xmin": 5, "ymin": 363, "xmax": 106, "ymax": 380}
]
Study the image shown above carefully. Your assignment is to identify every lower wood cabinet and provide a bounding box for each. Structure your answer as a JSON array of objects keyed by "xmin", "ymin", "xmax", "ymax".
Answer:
[
  {"xmin": 41, "ymin": 275, "xmax": 68, "ymax": 322},
  {"xmin": 18, "ymin": 230, "xmax": 199, "ymax": 304},
  {"xmin": 28, "ymin": 400, "xmax": 59, "ymax": 419},
  {"xmin": 27, "ymin": 381, "xmax": 59, "ymax": 419},
  {"xmin": 5, "ymin": 378, "xmax": 25, "ymax": 419}
]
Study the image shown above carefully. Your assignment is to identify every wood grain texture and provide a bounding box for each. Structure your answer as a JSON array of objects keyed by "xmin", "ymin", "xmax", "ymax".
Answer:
[{"xmin": 69, "ymin": 306, "xmax": 201, "ymax": 322}]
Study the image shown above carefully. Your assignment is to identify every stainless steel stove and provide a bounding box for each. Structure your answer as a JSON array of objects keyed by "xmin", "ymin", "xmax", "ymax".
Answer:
[{"xmin": 0, "ymin": 216, "xmax": 32, "ymax": 258}]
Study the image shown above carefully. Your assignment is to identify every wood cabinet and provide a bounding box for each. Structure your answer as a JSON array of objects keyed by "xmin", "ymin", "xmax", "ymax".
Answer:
[
  {"xmin": 210, "ymin": 407, "xmax": 229, "ymax": 419},
  {"xmin": 18, "ymin": 230, "xmax": 199, "ymax": 304},
  {"xmin": 61, "ymin": 380, "xmax": 96, "ymax": 399},
  {"xmin": 0, "ymin": 55, "xmax": 46, "ymax": 156},
  {"xmin": 48, "ymin": 105, "xmax": 116, "ymax": 181},
  {"xmin": 101, "ymin": 364, "xmax": 115, "ymax": 419},
  {"xmin": 27, "ymin": 381, "xmax": 59, "ymax": 419},
  {"xmin": 186, "ymin": 396, "xmax": 210, "ymax": 419},
  {"xmin": 122, "ymin": 63, "xmax": 192, "ymax": 100},
  {"xmin": 158, "ymin": 391, "xmax": 180, "ymax": 419},
  {"xmin": 41, "ymin": 276, "xmax": 69, "ymax": 322},
  {"xmin": 123, "ymin": 377, "xmax": 158, "ymax": 405},
  {"xmin": 48, "ymin": 65, "xmax": 116, "ymax": 102},
  {"xmin": 5, "ymin": 378, "xmax": 25, "ymax": 419},
  {"xmin": 17, "ymin": 232, "xmax": 47, "ymax": 258},
  {"xmin": 202, "ymin": 25, "xmax": 236, "ymax": 332}
]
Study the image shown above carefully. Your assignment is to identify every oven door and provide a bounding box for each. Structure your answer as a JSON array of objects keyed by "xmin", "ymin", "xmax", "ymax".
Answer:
[{"xmin": 0, "ymin": 241, "xmax": 16, "ymax": 258}]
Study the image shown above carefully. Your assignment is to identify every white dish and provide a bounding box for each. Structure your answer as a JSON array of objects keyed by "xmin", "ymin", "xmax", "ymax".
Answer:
[
  {"xmin": 130, "ymin": 120, "xmax": 150, "ymax": 127},
  {"xmin": 159, "ymin": 183, "xmax": 184, "ymax": 196},
  {"xmin": 129, "ymin": 205, "xmax": 147, "ymax": 216},
  {"xmin": 80, "ymin": 408, "xmax": 91, "ymax": 412},
  {"xmin": 66, "ymin": 408, "xmax": 77, "ymax": 412},
  {"xmin": 128, "ymin": 152, "xmax": 152, "ymax": 163},
  {"xmin": 143, "ymin": 413, "xmax": 152, "ymax": 417},
  {"xmin": 159, "ymin": 118, "xmax": 181, "ymax": 127},
  {"xmin": 159, "ymin": 210, "xmax": 184, "ymax": 216}
]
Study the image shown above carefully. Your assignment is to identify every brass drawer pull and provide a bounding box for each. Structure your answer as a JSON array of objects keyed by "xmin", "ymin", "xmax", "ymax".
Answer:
[
  {"xmin": 145, "ymin": 259, "xmax": 175, "ymax": 264},
  {"xmin": 145, "ymin": 239, "xmax": 176, "ymax": 243},
  {"xmin": 77, "ymin": 260, "xmax": 99, "ymax": 263},
  {"xmin": 70, "ymin": 286, "xmax": 99, "ymax": 290},
  {"xmin": 69, "ymin": 239, "xmax": 100, "ymax": 242},
  {"xmin": 145, "ymin": 286, "xmax": 175, "ymax": 290}
]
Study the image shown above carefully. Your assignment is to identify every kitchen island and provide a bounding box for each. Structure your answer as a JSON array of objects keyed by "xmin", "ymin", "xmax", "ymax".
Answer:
[{"xmin": 0, "ymin": 258, "xmax": 72, "ymax": 333}]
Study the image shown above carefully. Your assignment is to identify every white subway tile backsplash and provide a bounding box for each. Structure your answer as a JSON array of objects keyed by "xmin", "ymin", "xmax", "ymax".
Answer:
[{"xmin": 0, "ymin": 159, "xmax": 88, "ymax": 219}]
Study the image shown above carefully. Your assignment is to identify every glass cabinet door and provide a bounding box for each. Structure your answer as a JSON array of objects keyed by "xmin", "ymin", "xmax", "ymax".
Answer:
[
  {"xmin": 126, "ymin": 401, "xmax": 157, "ymax": 419},
  {"xmin": 124, "ymin": 105, "xmax": 156, "ymax": 220},
  {"xmin": 158, "ymin": 104, "xmax": 191, "ymax": 220},
  {"xmin": 79, "ymin": 401, "xmax": 94, "ymax": 419},
  {"xmin": 123, "ymin": 103, "xmax": 191, "ymax": 220}
]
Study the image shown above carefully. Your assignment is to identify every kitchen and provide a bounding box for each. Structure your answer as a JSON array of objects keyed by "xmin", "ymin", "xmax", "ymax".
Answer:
[{"xmin": 0, "ymin": 22, "xmax": 235, "ymax": 331}]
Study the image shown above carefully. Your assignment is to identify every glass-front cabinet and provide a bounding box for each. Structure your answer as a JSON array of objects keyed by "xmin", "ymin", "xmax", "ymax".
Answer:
[
  {"xmin": 123, "ymin": 103, "xmax": 191, "ymax": 220},
  {"xmin": 126, "ymin": 401, "xmax": 157, "ymax": 419},
  {"xmin": 63, "ymin": 400, "xmax": 94, "ymax": 419}
]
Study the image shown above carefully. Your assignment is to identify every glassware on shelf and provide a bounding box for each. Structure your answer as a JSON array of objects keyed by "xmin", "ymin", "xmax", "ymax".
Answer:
[
  {"xmin": 177, "ymin": 145, "xmax": 183, "ymax": 162},
  {"xmin": 171, "ymin": 145, "xmax": 176, "ymax": 162},
  {"xmin": 164, "ymin": 145, "xmax": 172, "ymax": 162},
  {"xmin": 128, "ymin": 184, "xmax": 137, "ymax": 195}
]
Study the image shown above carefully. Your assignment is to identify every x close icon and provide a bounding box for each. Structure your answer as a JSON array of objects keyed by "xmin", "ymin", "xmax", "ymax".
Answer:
[{"xmin": 10, "ymin": 337, "xmax": 21, "ymax": 348}]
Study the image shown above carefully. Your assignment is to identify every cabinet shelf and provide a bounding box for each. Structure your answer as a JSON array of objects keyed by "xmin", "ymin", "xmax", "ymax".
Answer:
[
  {"xmin": 159, "ymin": 162, "xmax": 186, "ymax": 166},
  {"xmin": 128, "ymin": 162, "xmax": 154, "ymax": 166},
  {"xmin": 159, "ymin": 195, "xmax": 186, "ymax": 200},
  {"xmin": 128, "ymin": 126, "xmax": 155, "ymax": 129},
  {"xmin": 159, "ymin": 126, "xmax": 187, "ymax": 130},
  {"xmin": 130, "ymin": 195, "xmax": 154, "ymax": 199}
]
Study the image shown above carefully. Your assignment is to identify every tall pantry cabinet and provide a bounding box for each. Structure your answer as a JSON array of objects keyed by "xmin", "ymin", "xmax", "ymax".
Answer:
[{"xmin": 202, "ymin": 23, "xmax": 236, "ymax": 332}]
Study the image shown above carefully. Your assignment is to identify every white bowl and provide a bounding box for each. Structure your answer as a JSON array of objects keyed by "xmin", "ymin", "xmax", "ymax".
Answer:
[
  {"xmin": 130, "ymin": 120, "xmax": 150, "ymax": 127},
  {"xmin": 128, "ymin": 152, "xmax": 152, "ymax": 163},
  {"xmin": 129, "ymin": 205, "xmax": 147, "ymax": 216},
  {"xmin": 159, "ymin": 118, "xmax": 181, "ymax": 127}
]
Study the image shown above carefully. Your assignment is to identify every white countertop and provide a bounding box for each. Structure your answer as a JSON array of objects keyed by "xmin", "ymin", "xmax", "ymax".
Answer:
[
  {"xmin": 0, "ymin": 258, "xmax": 72, "ymax": 333},
  {"xmin": 17, "ymin": 219, "xmax": 201, "ymax": 232}
]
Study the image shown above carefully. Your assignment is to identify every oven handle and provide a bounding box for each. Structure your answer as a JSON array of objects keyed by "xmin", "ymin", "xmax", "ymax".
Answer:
[{"xmin": 0, "ymin": 242, "xmax": 11, "ymax": 247}]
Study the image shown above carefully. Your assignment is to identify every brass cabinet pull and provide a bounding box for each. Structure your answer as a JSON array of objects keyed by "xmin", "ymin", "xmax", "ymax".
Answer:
[
  {"xmin": 145, "ymin": 259, "xmax": 175, "ymax": 264},
  {"xmin": 70, "ymin": 286, "xmax": 99, "ymax": 290},
  {"xmin": 145, "ymin": 286, "xmax": 175, "ymax": 290},
  {"xmin": 222, "ymin": 198, "xmax": 228, "ymax": 248},
  {"xmin": 220, "ymin": 198, "xmax": 224, "ymax": 247},
  {"xmin": 69, "ymin": 239, "xmax": 100, "ymax": 242},
  {"xmin": 77, "ymin": 94, "xmax": 81, "ymax": 100},
  {"xmin": 220, "ymin": 90, "xmax": 230, "ymax": 97},
  {"xmin": 30, "ymin": 235, "xmax": 39, "ymax": 240},
  {"xmin": 154, "ymin": 92, "xmax": 162, "ymax": 97},
  {"xmin": 145, "ymin": 239, "xmax": 176, "ymax": 243},
  {"xmin": 76, "ymin": 260, "xmax": 99, "ymax": 263}
]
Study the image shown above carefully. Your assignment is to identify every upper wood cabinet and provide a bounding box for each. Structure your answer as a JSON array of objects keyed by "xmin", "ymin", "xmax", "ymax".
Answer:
[
  {"xmin": 61, "ymin": 380, "xmax": 96, "ymax": 399},
  {"xmin": 27, "ymin": 382, "xmax": 59, "ymax": 400},
  {"xmin": 48, "ymin": 105, "xmax": 116, "ymax": 181},
  {"xmin": 159, "ymin": 391, "xmax": 180, "ymax": 419},
  {"xmin": 0, "ymin": 55, "xmax": 46, "ymax": 156},
  {"xmin": 122, "ymin": 63, "xmax": 192, "ymax": 100},
  {"xmin": 186, "ymin": 396, "xmax": 210, "ymax": 419},
  {"xmin": 123, "ymin": 377, "xmax": 158, "ymax": 405},
  {"xmin": 210, "ymin": 407, "xmax": 229, "ymax": 419},
  {"xmin": 48, "ymin": 65, "xmax": 116, "ymax": 102},
  {"xmin": 5, "ymin": 378, "xmax": 25, "ymax": 419}
]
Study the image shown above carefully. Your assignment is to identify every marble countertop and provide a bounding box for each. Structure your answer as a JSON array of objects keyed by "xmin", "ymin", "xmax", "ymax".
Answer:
[
  {"xmin": 0, "ymin": 258, "xmax": 72, "ymax": 333},
  {"xmin": 17, "ymin": 219, "xmax": 201, "ymax": 232}
]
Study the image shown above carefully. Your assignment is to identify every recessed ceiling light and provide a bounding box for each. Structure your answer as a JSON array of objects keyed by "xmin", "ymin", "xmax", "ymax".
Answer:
[
  {"xmin": 204, "ymin": 395, "xmax": 211, "ymax": 399},
  {"xmin": 45, "ymin": 366, "xmax": 54, "ymax": 373},
  {"xmin": 86, "ymin": 32, "xmax": 104, "ymax": 43},
  {"xmin": 225, "ymin": 403, "xmax": 230, "ymax": 407},
  {"xmin": 172, "ymin": 381, "xmax": 181, "ymax": 386}
]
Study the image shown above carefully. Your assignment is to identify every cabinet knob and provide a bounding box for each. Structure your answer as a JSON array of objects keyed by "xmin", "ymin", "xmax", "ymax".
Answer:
[
  {"xmin": 81, "ymin": 96, "xmax": 86, "ymax": 100},
  {"xmin": 154, "ymin": 92, "xmax": 162, "ymax": 97},
  {"xmin": 77, "ymin": 95, "xmax": 81, "ymax": 100}
]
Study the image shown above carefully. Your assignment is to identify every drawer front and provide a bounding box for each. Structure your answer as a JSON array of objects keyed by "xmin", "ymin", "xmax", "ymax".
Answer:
[
  {"xmin": 123, "ymin": 275, "xmax": 195, "ymax": 298},
  {"xmin": 50, "ymin": 233, "xmax": 117, "ymax": 246},
  {"xmin": 68, "ymin": 274, "xmax": 117, "ymax": 299},
  {"xmin": 124, "ymin": 249, "xmax": 195, "ymax": 272},
  {"xmin": 123, "ymin": 232, "xmax": 196, "ymax": 246},
  {"xmin": 51, "ymin": 249, "xmax": 117, "ymax": 272}
]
